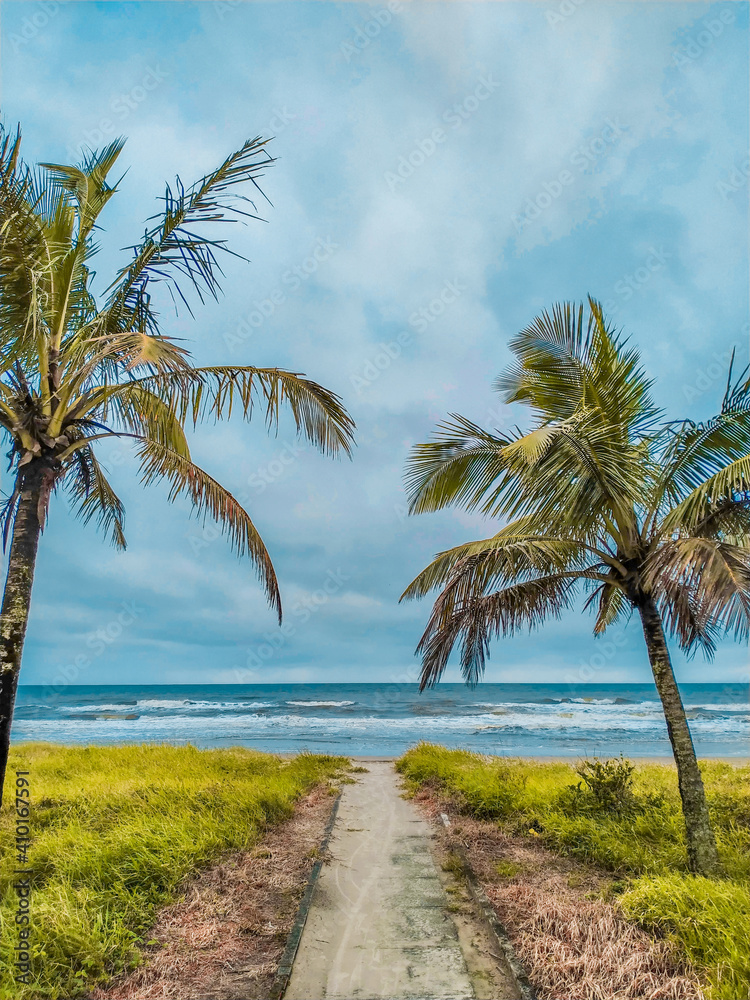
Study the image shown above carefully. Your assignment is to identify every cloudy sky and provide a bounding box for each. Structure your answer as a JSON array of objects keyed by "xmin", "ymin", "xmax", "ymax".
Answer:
[{"xmin": 1, "ymin": 0, "xmax": 748, "ymax": 687}]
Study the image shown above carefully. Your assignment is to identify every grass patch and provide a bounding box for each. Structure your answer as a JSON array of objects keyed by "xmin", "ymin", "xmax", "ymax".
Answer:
[
  {"xmin": 397, "ymin": 742, "xmax": 750, "ymax": 998},
  {"xmin": 0, "ymin": 743, "xmax": 347, "ymax": 1000},
  {"xmin": 494, "ymin": 859, "xmax": 523, "ymax": 879},
  {"xmin": 440, "ymin": 851, "xmax": 466, "ymax": 876},
  {"xmin": 620, "ymin": 875, "xmax": 750, "ymax": 1000}
]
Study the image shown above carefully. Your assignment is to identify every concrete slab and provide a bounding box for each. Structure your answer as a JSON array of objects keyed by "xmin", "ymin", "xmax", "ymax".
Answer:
[{"xmin": 283, "ymin": 761, "xmax": 476, "ymax": 999}]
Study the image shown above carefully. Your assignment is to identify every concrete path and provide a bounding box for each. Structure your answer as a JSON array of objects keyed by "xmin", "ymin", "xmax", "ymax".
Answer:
[{"xmin": 284, "ymin": 760, "xmax": 476, "ymax": 1000}]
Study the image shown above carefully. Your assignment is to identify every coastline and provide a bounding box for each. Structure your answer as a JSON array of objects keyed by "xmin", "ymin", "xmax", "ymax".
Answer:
[
  {"xmin": 13, "ymin": 681, "xmax": 748, "ymax": 759},
  {"xmin": 324, "ymin": 754, "xmax": 750, "ymax": 764}
]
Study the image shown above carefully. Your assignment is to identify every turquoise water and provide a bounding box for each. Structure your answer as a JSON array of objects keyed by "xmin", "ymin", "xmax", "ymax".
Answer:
[{"xmin": 12, "ymin": 682, "xmax": 748, "ymax": 757}]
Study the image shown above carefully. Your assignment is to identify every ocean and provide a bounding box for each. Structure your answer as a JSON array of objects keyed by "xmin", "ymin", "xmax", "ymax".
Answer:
[{"xmin": 12, "ymin": 682, "xmax": 749, "ymax": 757}]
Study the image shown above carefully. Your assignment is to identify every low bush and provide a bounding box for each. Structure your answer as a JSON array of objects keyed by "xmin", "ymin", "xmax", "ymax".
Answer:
[{"xmin": 557, "ymin": 754, "xmax": 640, "ymax": 816}]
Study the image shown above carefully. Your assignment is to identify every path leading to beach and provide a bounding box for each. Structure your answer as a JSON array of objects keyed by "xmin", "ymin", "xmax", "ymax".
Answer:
[{"xmin": 284, "ymin": 760, "xmax": 518, "ymax": 1000}]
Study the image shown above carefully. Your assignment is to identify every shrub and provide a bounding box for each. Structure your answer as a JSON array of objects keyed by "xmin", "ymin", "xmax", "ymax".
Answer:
[{"xmin": 566, "ymin": 755, "xmax": 637, "ymax": 814}]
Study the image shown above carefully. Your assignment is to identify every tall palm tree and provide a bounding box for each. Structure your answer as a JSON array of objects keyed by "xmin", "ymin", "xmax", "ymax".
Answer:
[
  {"xmin": 402, "ymin": 297, "xmax": 750, "ymax": 877},
  {"xmin": 0, "ymin": 127, "xmax": 354, "ymax": 804}
]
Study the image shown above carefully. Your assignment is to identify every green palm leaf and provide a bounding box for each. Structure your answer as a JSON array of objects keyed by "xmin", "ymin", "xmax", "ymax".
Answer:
[
  {"xmin": 404, "ymin": 414, "xmax": 511, "ymax": 514},
  {"xmin": 65, "ymin": 445, "xmax": 127, "ymax": 549},
  {"xmin": 137, "ymin": 439, "xmax": 282, "ymax": 620},
  {"xmin": 416, "ymin": 573, "xmax": 581, "ymax": 689},
  {"xmin": 130, "ymin": 366, "xmax": 355, "ymax": 456}
]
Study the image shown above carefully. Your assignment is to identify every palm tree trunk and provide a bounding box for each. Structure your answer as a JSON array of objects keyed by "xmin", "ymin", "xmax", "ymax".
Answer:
[
  {"xmin": 0, "ymin": 463, "xmax": 45, "ymax": 806},
  {"xmin": 637, "ymin": 595, "xmax": 723, "ymax": 877}
]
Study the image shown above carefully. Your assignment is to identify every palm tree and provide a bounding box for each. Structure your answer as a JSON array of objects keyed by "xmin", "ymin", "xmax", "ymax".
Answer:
[
  {"xmin": 0, "ymin": 127, "xmax": 354, "ymax": 804},
  {"xmin": 401, "ymin": 297, "xmax": 750, "ymax": 877}
]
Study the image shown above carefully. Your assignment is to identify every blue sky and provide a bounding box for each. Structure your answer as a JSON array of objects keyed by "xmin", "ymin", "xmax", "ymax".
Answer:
[{"xmin": 1, "ymin": 0, "xmax": 748, "ymax": 687}]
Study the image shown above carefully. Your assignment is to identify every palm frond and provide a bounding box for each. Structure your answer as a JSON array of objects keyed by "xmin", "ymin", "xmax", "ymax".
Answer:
[
  {"xmin": 644, "ymin": 537, "xmax": 750, "ymax": 652},
  {"xmin": 41, "ymin": 136, "xmax": 126, "ymax": 240},
  {"xmin": 416, "ymin": 573, "xmax": 580, "ymax": 689},
  {"xmin": 583, "ymin": 580, "xmax": 629, "ymax": 634},
  {"xmin": 0, "ymin": 126, "xmax": 55, "ymax": 357},
  {"xmin": 54, "ymin": 332, "xmax": 192, "ymax": 427},
  {"xmin": 65, "ymin": 445, "xmax": 127, "ymax": 549},
  {"xmin": 136, "ymin": 439, "xmax": 281, "ymax": 620},
  {"xmin": 86, "ymin": 384, "xmax": 192, "ymax": 457},
  {"xmin": 654, "ymin": 365, "xmax": 750, "ymax": 518},
  {"xmin": 102, "ymin": 136, "xmax": 275, "ymax": 333},
  {"xmin": 404, "ymin": 414, "xmax": 511, "ymax": 514},
  {"xmin": 661, "ymin": 455, "xmax": 750, "ymax": 533},
  {"xmin": 489, "ymin": 410, "xmax": 646, "ymax": 540},
  {"xmin": 121, "ymin": 366, "xmax": 354, "ymax": 456},
  {"xmin": 401, "ymin": 519, "xmax": 596, "ymax": 602},
  {"xmin": 495, "ymin": 296, "xmax": 659, "ymax": 437},
  {"xmin": 689, "ymin": 496, "xmax": 750, "ymax": 541}
]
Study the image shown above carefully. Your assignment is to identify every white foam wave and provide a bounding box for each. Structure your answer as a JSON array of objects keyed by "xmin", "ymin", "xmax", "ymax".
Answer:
[
  {"xmin": 286, "ymin": 700, "xmax": 356, "ymax": 707},
  {"xmin": 29, "ymin": 708, "xmax": 749, "ymax": 738},
  {"xmin": 64, "ymin": 699, "xmax": 276, "ymax": 713},
  {"xmin": 62, "ymin": 704, "xmax": 138, "ymax": 713}
]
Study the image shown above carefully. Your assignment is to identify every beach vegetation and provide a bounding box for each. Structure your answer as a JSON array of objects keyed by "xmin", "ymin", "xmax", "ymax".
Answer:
[
  {"xmin": 397, "ymin": 743, "xmax": 750, "ymax": 998},
  {"xmin": 558, "ymin": 754, "xmax": 640, "ymax": 817},
  {"xmin": 0, "ymin": 126, "xmax": 355, "ymax": 803},
  {"xmin": 401, "ymin": 298, "xmax": 750, "ymax": 876},
  {"xmin": 0, "ymin": 743, "xmax": 347, "ymax": 999}
]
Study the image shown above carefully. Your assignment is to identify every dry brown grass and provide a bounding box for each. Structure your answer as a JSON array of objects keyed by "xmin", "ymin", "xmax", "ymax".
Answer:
[
  {"xmin": 412, "ymin": 785, "xmax": 705, "ymax": 1000},
  {"xmin": 90, "ymin": 785, "xmax": 335, "ymax": 1000}
]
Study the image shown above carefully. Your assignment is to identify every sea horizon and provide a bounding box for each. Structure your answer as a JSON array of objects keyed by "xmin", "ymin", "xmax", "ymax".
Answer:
[{"xmin": 13, "ymin": 681, "xmax": 749, "ymax": 758}]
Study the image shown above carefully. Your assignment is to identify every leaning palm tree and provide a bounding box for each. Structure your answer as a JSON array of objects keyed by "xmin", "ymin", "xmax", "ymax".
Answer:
[
  {"xmin": 402, "ymin": 297, "xmax": 750, "ymax": 877},
  {"xmin": 0, "ymin": 126, "xmax": 354, "ymax": 803}
]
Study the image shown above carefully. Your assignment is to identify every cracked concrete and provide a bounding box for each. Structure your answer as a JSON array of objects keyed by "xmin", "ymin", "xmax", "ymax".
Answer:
[{"xmin": 283, "ymin": 761, "xmax": 489, "ymax": 999}]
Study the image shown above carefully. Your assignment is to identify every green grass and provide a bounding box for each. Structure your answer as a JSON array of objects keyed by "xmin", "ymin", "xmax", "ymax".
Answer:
[
  {"xmin": 494, "ymin": 859, "xmax": 523, "ymax": 878},
  {"xmin": 620, "ymin": 875, "xmax": 750, "ymax": 1000},
  {"xmin": 0, "ymin": 743, "xmax": 347, "ymax": 1000},
  {"xmin": 397, "ymin": 742, "xmax": 750, "ymax": 999}
]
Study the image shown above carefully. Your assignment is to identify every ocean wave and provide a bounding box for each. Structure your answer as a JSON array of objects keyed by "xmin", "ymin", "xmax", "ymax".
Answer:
[
  {"xmin": 61, "ymin": 703, "xmax": 146, "ymax": 713},
  {"xmin": 61, "ymin": 699, "xmax": 276, "ymax": 713},
  {"xmin": 685, "ymin": 704, "xmax": 750, "ymax": 714},
  {"xmin": 285, "ymin": 700, "xmax": 356, "ymax": 708},
  {"xmin": 23, "ymin": 709, "xmax": 747, "ymax": 736}
]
